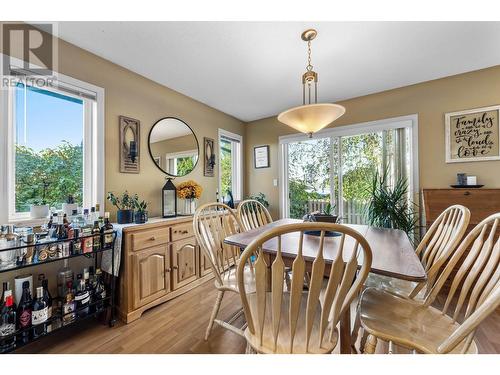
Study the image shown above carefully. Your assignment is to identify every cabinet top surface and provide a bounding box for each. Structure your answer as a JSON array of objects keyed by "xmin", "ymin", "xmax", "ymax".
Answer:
[{"xmin": 117, "ymin": 216, "xmax": 193, "ymax": 232}]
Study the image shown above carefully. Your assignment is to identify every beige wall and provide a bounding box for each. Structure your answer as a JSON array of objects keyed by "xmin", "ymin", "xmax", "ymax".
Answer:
[
  {"xmin": 1, "ymin": 27, "xmax": 245, "ymax": 219},
  {"xmin": 56, "ymin": 40, "xmax": 245, "ymax": 219},
  {"xmin": 245, "ymin": 65, "xmax": 500, "ymax": 219}
]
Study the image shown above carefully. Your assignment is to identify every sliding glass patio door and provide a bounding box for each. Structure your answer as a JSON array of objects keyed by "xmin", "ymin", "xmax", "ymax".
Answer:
[{"xmin": 279, "ymin": 116, "xmax": 417, "ymax": 222}]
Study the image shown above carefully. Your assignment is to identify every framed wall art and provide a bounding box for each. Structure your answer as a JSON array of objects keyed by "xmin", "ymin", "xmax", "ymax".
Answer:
[
  {"xmin": 203, "ymin": 137, "xmax": 216, "ymax": 177},
  {"xmin": 445, "ymin": 105, "xmax": 500, "ymax": 163},
  {"xmin": 254, "ymin": 145, "xmax": 270, "ymax": 169},
  {"xmin": 119, "ymin": 115, "xmax": 141, "ymax": 173}
]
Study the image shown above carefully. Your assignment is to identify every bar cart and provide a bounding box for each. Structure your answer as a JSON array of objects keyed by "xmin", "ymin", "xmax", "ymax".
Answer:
[{"xmin": 0, "ymin": 230, "xmax": 117, "ymax": 353}]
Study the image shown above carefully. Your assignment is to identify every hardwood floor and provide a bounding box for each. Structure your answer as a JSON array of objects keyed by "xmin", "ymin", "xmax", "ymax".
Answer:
[{"xmin": 15, "ymin": 279, "xmax": 500, "ymax": 354}]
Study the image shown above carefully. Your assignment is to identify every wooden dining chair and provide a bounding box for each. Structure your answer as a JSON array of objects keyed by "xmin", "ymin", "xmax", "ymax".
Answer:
[
  {"xmin": 237, "ymin": 222, "xmax": 373, "ymax": 353},
  {"xmin": 364, "ymin": 204, "xmax": 470, "ymax": 300},
  {"xmin": 237, "ymin": 199, "xmax": 273, "ymax": 231},
  {"xmin": 359, "ymin": 212, "xmax": 500, "ymax": 354},
  {"xmin": 193, "ymin": 202, "xmax": 255, "ymax": 340}
]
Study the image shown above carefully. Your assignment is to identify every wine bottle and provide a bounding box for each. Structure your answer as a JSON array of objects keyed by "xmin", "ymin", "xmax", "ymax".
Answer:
[
  {"xmin": 92, "ymin": 221, "xmax": 101, "ymax": 252},
  {"xmin": 62, "ymin": 281, "xmax": 75, "ymax": 326},
  {"xmin": 83, "ymin": 268, "xmax": 94, "ymax": 313},
  {"xmin": 31, "ymin": 286, "xmax": 48, "ymax": 338},
  {"xmin": 49, "ymin": 213, "xmax": 59, "ymax": 239},
  {"xmin": 101, "ymin": 212, "xmax": 114, "ymax": 250},
  {"xmin": 16, "ymin": 281, "xmax": 32, "ymax": 344},
  {"xmin": 94, "ymin": 269, "xmax": 106, "ymax": 311},
  {"xmin": 81, "ymin": 212, "xmax": 93, "ymax": 253},
  {"xmin": 74, "ymin": 276, "xmax": 90, "ymax": 318},
  {"xmin": 41, "ymin": 279, "xmax": 53, "ymax": 332},
  {"xmin": 57, "ymin": 259, "xmax": 74, "ymax": 298},
  {"xmin": 0, "ymin": 292, "xmax": 16, "ymax": 353},
  {"xmin": 1, "ymin": 282, "xmax": 8, "ymax": 303}
]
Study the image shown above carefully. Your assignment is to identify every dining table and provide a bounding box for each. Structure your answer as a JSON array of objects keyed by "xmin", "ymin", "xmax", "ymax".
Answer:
[{"xmin": 223, "ymin": 218, "xmax": 427, "ymax": 354}]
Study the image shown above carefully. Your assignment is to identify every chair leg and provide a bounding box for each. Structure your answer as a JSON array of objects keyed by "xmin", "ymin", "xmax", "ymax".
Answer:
[
  {"xmin": 245, "ymin": 342, "xmax": 257, "ymax": 354},
  {"xmin": 359, "ymin": 328, "xmax": 369, "ymax": 353},
  {"xmin": 351, "ymin": 310, "xmax": 362, "ymax": 346},
  {"xmin": 285, "ymin": 271, "xmax": 291, "ymax": 292},
  {"xmin": 205, "ymin": 290, "xmax": 225, "ymax": 341},
  {"xmin": 364, "ymin": 334, "xmax": 378, "ymax": 354},
  {"xmin": 304, "ymin": 272, "xmax": 311, "ymax": 289}
]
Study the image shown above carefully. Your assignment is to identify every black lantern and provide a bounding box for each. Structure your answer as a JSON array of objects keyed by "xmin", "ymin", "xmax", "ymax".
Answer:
[{"xmin": 162, "ymin": 178, "xmax": 177, "ymax": 218}]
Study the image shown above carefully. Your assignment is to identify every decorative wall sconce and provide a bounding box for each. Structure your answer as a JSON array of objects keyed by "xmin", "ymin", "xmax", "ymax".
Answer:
[
  {"xmin": 119, "ymin": 116, "xmax": 140, "ymax": 173},
  {"xmin": 204, "ymin": 137, "xmax": 215, "ymax": 177}
]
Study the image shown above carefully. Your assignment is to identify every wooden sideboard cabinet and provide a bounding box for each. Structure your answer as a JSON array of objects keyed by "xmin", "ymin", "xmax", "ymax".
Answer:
[
  {"xmin": 422, "ymin": 188, "xmax": 500, "ymax": 230},
  {"xmin": 422, "ymin": 188, "xmax": 500, "ymax": 283},
  {"xmin": 118, "ymin": 217, "xmax": 213, "ymax": 323}
]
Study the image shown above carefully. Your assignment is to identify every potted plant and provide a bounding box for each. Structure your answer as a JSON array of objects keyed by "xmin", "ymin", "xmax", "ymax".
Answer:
[
  {"xmin": 365, "ymin": 170, "xmax": 419, "ymax": 244},
  {"xmin": 176, "ymin": 180, "xmax": 203, "ymax": 215},
  {"xmin": 246, "ymin": 192, "xmax": 269, "ymax": 208},
  {"xmin": 133, "ymin": 195, "xmax": 149, "ymax": 224},
  {"xmin": 107, "ymin": 191, "xmax": 135, "ymax": 224},
  {"xmin": 29, "ymin": 198, "xmax": 50, "ymax": 219},
  {"xmin": 312, "ymin": 202, "xmax": 338, "ymax": 223}
]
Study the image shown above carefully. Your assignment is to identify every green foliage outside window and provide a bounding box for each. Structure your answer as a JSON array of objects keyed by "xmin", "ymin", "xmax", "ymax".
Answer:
[
  {"xmin": 15, "ymin": 142, "xmax": 83, "ymax": 212},
  {"xmin": 220, "ymin": 141, "xmax": 232, "ymax": 195},
  {"xmin": 176, "ymin": 156, "xmax": 194, "ymax": 176}
]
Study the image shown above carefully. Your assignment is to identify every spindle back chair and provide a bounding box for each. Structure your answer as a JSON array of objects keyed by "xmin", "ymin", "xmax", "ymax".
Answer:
[
  {"xmin": 237, "ymin": 222, "xmax": 373, "ymax": 353},
  {"xmin": 365, "ymin": 205, "xmax": 470, "ymax": 299},
  {"xmin": 360, "ymin": 212, "xmax": 500, "ymax": 354},
  {"xmin": 237, "ymin": 199, "xmax": 273, "ymax": 231},
  {"xmin": 193, "ymin": 202, "xmax": 253, "ymax": 340}
]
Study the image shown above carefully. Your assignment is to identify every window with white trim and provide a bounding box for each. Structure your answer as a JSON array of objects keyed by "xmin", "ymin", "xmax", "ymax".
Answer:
[
  {"xmin": 0, "ymin": 62, "xmax": 104, "ymax": 223},
  {"xmin": 279, "ymin": 115, "xmax": 418, "ymax": 220},
  {"xmin": 218, "ymin": 129, "xmax": 243, "ymax": 202}
]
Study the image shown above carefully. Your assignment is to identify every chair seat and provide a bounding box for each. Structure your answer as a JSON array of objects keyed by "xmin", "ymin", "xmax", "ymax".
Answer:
[
  {"xmin": 359, "ymin": 288, "xmax": 478, "ymax": 354},
  {"xmin": 244, "ymin": 291, "xmax": 338, "ymax": 354},
  {"xmin": 218, "ymin": 263, "xmax": 256, "ymax": 293},
  {"xmin": 364, "ymin": 273, "xmax": 426, "ymax": 301}
]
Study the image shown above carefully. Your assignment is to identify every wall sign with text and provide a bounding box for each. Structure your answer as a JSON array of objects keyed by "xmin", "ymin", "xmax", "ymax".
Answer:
[
  {"xmin": 254, "ymin": 145, "xmax": 270, "ymax": 168},
  {"xmin": 445, "ymin": 105, "xmax": 500, "ymax": 163}
]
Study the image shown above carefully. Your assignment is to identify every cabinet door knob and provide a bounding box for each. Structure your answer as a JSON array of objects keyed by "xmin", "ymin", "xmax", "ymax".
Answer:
[
  {"xmin": 165, "ymin": 268, "xmax": 171, "ymax": 273},
  {"xmin": 149, "ymin": 236, "xmax": 156, "ymax": 241},
  {"xmin": 464, "ymin": 191, "xmax": 471, "ymax": 196},
  {"xmin": 172, "ymin": 265, "xmax": 179, "ymax": 270}
]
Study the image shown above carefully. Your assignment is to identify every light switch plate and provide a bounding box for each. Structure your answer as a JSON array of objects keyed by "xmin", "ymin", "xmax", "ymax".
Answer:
[{"xmin": 273, "ymin": 178, "xmax": 278, "ymax": 187}]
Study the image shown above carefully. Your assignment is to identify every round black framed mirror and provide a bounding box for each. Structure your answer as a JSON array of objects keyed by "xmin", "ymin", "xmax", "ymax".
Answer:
[{"xmin": 148, "ymin": 117, "xmax": 199, "ymax": 177}]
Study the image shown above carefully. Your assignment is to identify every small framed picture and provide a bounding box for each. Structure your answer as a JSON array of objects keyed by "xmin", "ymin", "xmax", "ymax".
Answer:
[
  {"xmin": 445, "ymin": 105, "xmax": 500, "ymax": 163},
  {"xmin": 254, "ymin": 145, "xmax": 270, "ymax": 169}
]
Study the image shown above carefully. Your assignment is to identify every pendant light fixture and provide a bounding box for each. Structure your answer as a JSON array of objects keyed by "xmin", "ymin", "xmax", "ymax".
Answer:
[{"xmin": 278, "ymin": 29, "xmax": 345, "ymax": 137}]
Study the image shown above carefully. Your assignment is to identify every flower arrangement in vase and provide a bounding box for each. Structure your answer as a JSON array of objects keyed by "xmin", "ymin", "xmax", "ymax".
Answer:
[{"xmin": 176, "ymin": 180, "xmax": 203, "ymax": 215}]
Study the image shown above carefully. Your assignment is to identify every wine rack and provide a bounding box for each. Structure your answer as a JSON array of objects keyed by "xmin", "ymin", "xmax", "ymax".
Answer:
[{"xmin": 0, "ymin": 232, "xmax": 117, "ymax": 353}]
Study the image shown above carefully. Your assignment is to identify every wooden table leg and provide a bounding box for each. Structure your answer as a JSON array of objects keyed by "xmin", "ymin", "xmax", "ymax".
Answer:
[{"xmin": 340, "ymin": 307, "xmax": 352, "ymax": 354}]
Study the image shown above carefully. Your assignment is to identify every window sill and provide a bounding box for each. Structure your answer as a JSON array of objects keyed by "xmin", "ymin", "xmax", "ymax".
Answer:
[{"xmin": 8, "ymin": 216, "xmax": 48, "ymax": 227}]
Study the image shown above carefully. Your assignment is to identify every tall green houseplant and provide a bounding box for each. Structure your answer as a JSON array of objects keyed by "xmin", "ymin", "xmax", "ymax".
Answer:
[{"xmin": 365, "ymin": 170, "xmax": 418, "ymax": 243}]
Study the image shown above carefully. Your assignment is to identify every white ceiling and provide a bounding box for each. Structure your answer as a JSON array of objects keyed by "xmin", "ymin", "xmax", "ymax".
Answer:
[
  {"xmin": 57, "ymin": 22, "xmax": 500, "ymax": 122},
  {"xmin": 150, "ymin": 118, "xmax": 193, "ymax": 142}
]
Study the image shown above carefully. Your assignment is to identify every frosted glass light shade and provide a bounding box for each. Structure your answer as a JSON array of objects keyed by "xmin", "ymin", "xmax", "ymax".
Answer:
[{"xmin": 277, "ymin": 103, "xmax": 346, "ymax": 136}]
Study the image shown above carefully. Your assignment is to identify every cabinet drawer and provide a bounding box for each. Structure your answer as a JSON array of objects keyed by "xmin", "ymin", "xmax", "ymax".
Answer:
[
  {"xmin": 131, "ymin": 228, "xmax": 170, "ymax": 251},
  {"xmin": 171, "ymin": 222, "xmax": 194, "ymax": 241}
]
